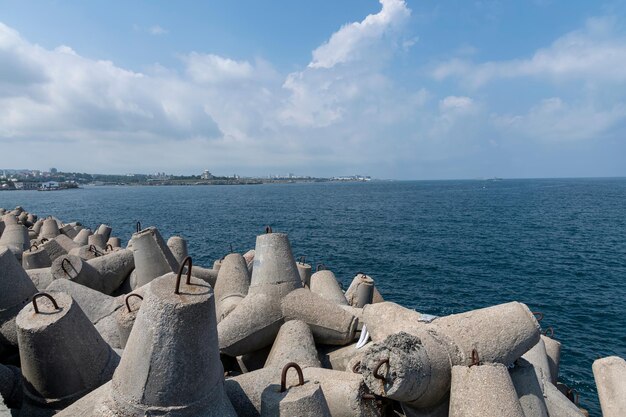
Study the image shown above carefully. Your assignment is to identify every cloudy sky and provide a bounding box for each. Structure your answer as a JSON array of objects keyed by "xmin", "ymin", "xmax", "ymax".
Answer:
[{"xmin": 1, "ymin": 0, "xmax": 625, "ymax": 179}]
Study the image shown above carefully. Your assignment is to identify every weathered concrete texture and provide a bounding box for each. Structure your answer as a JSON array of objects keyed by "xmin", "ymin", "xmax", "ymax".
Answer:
[
  {"xmin": 130, "ymin": 227, "xmax": 179, "ymax": 289},
  {"xmin": 87, "ymin": 234, "xmax": 106, "ymax": 250},
  {"xmin": 68, "ymin": 245, "xmax": 100, "ymax": 260},
  {"xmin": 45, "ymin": 279, "xmax": 124, "ymax": 348},
  {"xmin": 86, "ymin": 249, "xmax": 134, "ymax": 295},
  {"xmin": 96, "ymin": 225, "xmax": 112, "ymax": 242},
  {"xmin": 259, "ymin": 376, "xmax": 331, "ymax": 417},
  {"xmin": 0, "ymin": 247, "xmax": 38, "ymax": 351},
  {"xmin": 297, "ymin": 261, "xmax": 312, "ymax": 288},
  {"xmin": 115, "ymin": 294, "xmax": 143, "ymax": 349},
  {"xmin": 16, "ymin": 292, "xmax": 120, "ymax": 411},
  {"xmin": 225, "ymin": 366, "xmax": 380, "ymax": 417},
  {"xmin": 72, "ymin": 229, "xmax": 92, "ymax": 246},
  {"xmin": 0, "ymin": 224, "xmax": 29, "ymax": 258},
  {"xmin": 22, "ymin": 246, "xmax": 52, "ymax": 270},
  {"xmin": 521, "ymin": 337, "xmax": 552, "ymax": 385},
  {"xmin": 0, "ymin": 363, "xmax": 22, "ymax": 409},
  {"xmin": 166, "ymin": 236, "xmax": 188, "ymax": 265},
  {"xmin": 338, "ymin": 305, "xmax": 364, "ymax": 331},
  {"xmin": 248, "ymin": 233, "xmax": 302, "ymax": 297},
  {"xmin": 106, "ymin": 237, "xmax": 121, "ymax": 249},
  {"xmin": 345, "ymin": 274, "xmax": 375, "ymax": 308},
  {"xmin": 319, "ymin": 341, "xmax": 369, "ymax": 372},
  {"xmin": 39, "ymin": 219, "xmax": 60, "ymax": 240},
  {"xmin": 309, "ymin": 270, "xmax": 349, "ymax": 305},
  {"xmin": 0, "ymin": 395, "xmax": 10, "ymax": 417},
  {"xmin": 593, "ymin": 356, "xmax": 626, "ymax": 417},
  {"xmin": 219, "ymin": 293, "xmax": 284, "ymax": 356},
  {"xmin": 243, "ymin": 249, "xmax": 255, "ymax": 275},
  {"xmin": 59, "ymin": 224, "xmax": 77, "ymax": 239},
  {"xmin": 52, "ymin": 235, "xmax": 79, "ymax": 254},
  {"xmin": 542, "ymin": 334, "xmax": 561, "ymax": 385},
  {"xmin": 214, "ymin": 253, "xmax": 251, "ymax": 322},
  {"xmin": 510, "ymin": 358, "xmax": 549, "ymax": 417},
  {"xmin": 40, "ymin": 239, "xmax": 68, "ymax": 262},
  {"xmin": 449, "ymin": 363, "xmax": 525, "ymax": 417},
  {"xmin": 94, "ymin": 272, "xmax": 237, "ymax": 416},
  {"xmin": 26, "ymin": 268, "xmax": 54, "ymax": 291},
  {"xmin": 282, "ymin": 288, "xmax": 358, "ymax": 345},
  {"xmin": 51, "ymin": 255, "xmax": 102, "ymax": 291},
  {"xmin": 543, "ymin": 381, "xmax": 585, "ymax": 417},
  {"xmin": 192, "ymin": 266, "xmax": 219, "ymax": 288},
  {"xmin": 432, "ymin": 301, "xmax": 541, "ymax": 366},
  {"xmin": 360, "ymin": 331, "xmax": 455, "ymax": 408},
  {"xmin": 265, "ymin": 320, "xmax": 321, "ymax": 370},
  {"xmin": 361, "ymin": 302, "xmax": 424, "ymax": 342}
]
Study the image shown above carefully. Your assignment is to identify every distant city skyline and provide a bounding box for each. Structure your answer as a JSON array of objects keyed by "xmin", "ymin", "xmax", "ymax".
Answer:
[{"xmin": 1, "ymin": 1, "xmax": 625, "ymax": 179}]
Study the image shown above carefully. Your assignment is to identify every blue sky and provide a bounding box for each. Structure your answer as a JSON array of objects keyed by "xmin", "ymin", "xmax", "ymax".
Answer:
[{"xmin": 1, "ymin": 0, "xmax": 625, "ymax": 179}]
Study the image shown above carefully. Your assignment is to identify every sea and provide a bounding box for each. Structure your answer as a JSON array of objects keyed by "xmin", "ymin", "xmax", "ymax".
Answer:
[{"xmin": 2, "ymin": 177, "xmax": 625, "ymax": 415}]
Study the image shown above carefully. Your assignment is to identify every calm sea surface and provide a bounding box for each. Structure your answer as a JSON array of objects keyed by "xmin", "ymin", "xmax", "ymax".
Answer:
[{"xmin": 2, "ymin": 178, "xmax": 625, "ymax": 415}]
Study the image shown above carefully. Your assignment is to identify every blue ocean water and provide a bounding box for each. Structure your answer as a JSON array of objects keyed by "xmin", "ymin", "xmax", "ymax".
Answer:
[{"xmin": 2, "ymin": 178, "xmax": 625, "ymax": 415}]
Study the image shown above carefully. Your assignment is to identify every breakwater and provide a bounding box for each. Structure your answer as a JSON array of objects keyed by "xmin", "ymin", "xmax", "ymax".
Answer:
[{"xmin": 0, "ymin": 178, "xmax": 625, "ymax": 415}]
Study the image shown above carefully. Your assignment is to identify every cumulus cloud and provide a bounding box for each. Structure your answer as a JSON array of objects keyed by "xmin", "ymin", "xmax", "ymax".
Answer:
[
  {"xmin": 432, "ymin": 17, "xmax": 626, "ymax": 87},
  {"xmin": 149, "ymin": 25, "xmax": 168, "ymax": 35}
]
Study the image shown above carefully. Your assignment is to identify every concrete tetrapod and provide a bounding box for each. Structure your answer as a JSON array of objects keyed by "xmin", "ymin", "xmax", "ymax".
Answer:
[
  {"xmin": 72, "ymin": 229, "xmax": 91, "ymax": 246},
  {"xmin": 45, "ymin": 279, "xmax": 124, "ymax": 349},
  {"xmin": 264, "ymin": 320, "xmax": 321, "ymax": 370},
  {"xmin": 543, "ymin": 382, "xmax": 585, "ymax": 417},
  {"xmin": 218, "ymin": 231, "xmax": 302, "ymax": 356},
  {"xmin": 65, "ymin": 258, "xmax": 238, "ymax": 417},
  {"xmin": 25, "ymin": 268, "xmax": 54, "ymax": 291},
  {"xmin": 509, "ymin": 358, "xmax": 549, "ymax": 417},
  {"xmin": 296, "ymin": 259, "xmax": 312, "ymax": 288},
  {"xmin": 225, "ymin": 364, "xmax": 381, "ymax": 417},
  {"xmin": 16, "ymin": 292, "xmax": 120, "ymax": 415},
  {"xmin": 309, "ymin": 269, "xmax": 349, "ymax": 305},
  {"xmin": 0, "ymin": 247, "xmax": 38, "ymax": 353},
  {"xmin": 86, "ymin": 248, "xmax": 134, "ymax": 295},
  {"xmin": 166, "ymin": 236, "xmax": 188, "ymax": 264},
  {"xmin": 361, "ymin": 301, "xmax": 425, "ymax": 342},
  {"xmin": 214, "ymin": 253, "xmax": 251, "ymax": 322},
  {"xmin": 359, "ymin": 302, "xmax": 540, "ymax": 408},
  {"xmin": 40, "ymin": 239, "xmax": 68, "ymax": 262},
  {"xmin": 52, "ymin": 235, "xmax": 79, "ymax": 254},
  {"xmin": 345, "ymin": 273, "xmax": 375, "ymax": 308},
  {"xmin": 521, "ymin": 337, "xmax": 553, "ymax": 385},
  {"xmin": 593, "ymin": 356, "xmax": 626, "ymax": 417},
  {"xmin": 130, "ymin": 226, "xmax": 179, "ymax": 288},
  {"xmin": 96, "ymin": 225, "xmax": 112, "ymax": 242},
  {"xmin": 449, "ymin": 362, "xmax": 525, "ymax": 417},
  {"xmin": 51, "ymin": 255, "xmax": 102, "ymax": 290},
  {"xmin": 39, "ymin": 219, "xmax": 60, "ymax": 240},
  {"xmin": 115, "ymin": 293, "xmax": 143, "ymax": 349},
  {"xmin": 22, "ymin": 246, "xmax": 52, "ymax": 270},
  {"xmin": 542, "ymin": 332, "xmax": 561, "ymax": 385},
  {"xmin": 258, "ymin": 363, "xmax": 331, "ymax": 417},
  {"xmin": 87, "ymin": 234, "xmax": 106, "ymax": 250},
  {"xmin": 0, "ymin": 224, "xmax": 29, "ymax": 258},
  {"xmin": 282, "ymin": 288, "xmax": 358, "ymax": 345}
]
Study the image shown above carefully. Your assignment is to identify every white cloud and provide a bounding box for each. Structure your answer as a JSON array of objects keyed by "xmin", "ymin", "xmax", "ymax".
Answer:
[
  {"xmin": 492, "ymin": 97, "xmax": 626, "ymax": 142},
  {"xmin": 308, "ymin": 0, "xmax": 410, "ymax": 69},
  {"xmin": 432, "ymin": 17, "xmax": 626, "ymax": 87},
  {"xmin": 184, "ymin": 53, "xmax": 255, "ymax": 84},
  {"xmin": 439, "ymin": 96, "xmax": 474, "ymax": 112},
  {"xmin": 149, "ymin": 25, "xmax": 168, "ymax": 35}
]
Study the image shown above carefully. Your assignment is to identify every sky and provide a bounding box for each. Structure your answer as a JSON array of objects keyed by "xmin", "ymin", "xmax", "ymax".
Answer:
[{"xmin": 1, "ymin": 0, "xmax": 625, "ymax": 179}]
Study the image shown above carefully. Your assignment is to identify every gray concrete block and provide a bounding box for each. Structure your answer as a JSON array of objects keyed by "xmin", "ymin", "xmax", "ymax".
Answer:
[
  {"xmin": 309, "ymin": 270, "xmax": 348, "ymax": 305},
  {"xmin": 265, "ymin": 320, "xmax": 321, "ymax": 370},
  {"xmin": 215, "ymin": 253, "xmax": 250, "ymax": 322},
  {"xmin": 593, "ymin": 356, "xmax": 626, "ymax": 417}
]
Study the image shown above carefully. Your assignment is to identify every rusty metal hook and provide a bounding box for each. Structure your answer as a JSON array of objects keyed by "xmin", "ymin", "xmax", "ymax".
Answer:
[
  {"xmin": 40, "ymin": 237, "xmax": 49, "ymax": 243},
  {"xmin": 174, "ymin": 256, "xmax": 193, "ymax": 294},
  {"xmin": 61, "ymin": 257, "xmax": 78, "ymax": 277},
  {"xmin": 532, "ymin": 311, "xmax": 544, "ymax": 322},
  {"xmin": 136, "ymin": 221, "xmax": 141, "ymax": 233},
  {"xmin": 543, "ymin": 326, "xmax": 555, "ymax": 338},
  {"xmin": 298, "ymin": 256, "xmax": 306, "ymax": 265},
  {"xmin": 29, "ymin": 243, "xmax": 38, "ymax": 252},
  {"xmin": 88, "ymin": 245, "xmax": 102, "ymax": 257},
  {"xmin": 32, "ymin": 292, "xmax": 60, "ymax": 314},
  {"xmin": 280, "ymin": 362, "xmax": 304, "ymax": 393},
  {"xmin": 352, "ymin": 361, "xmax": 362, "ymax": 374},
  {"xmin": 125, "ymin": 294, "xmax": 144, "ymax": 312},
  {"xmin": 316, "ymin": 263, "xmax": 326, "ymax": 272},
  {"xmin": 373, "ymin": 358, "xmax": 389, "ymax": 380},
  {"xmin": 470, "ymin": 349, "xmax": 480, "ymax": 367},
  {"xmin": 265, "ymin": 225, "xmax": 272, "ymax": 234},
  {"xmin": 567, "ymin": 388, "xmax": 580, "ymax": 406},
  {"xmin": 105, "ymin": 243, "xmax": 113, "ymax": 251}
]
